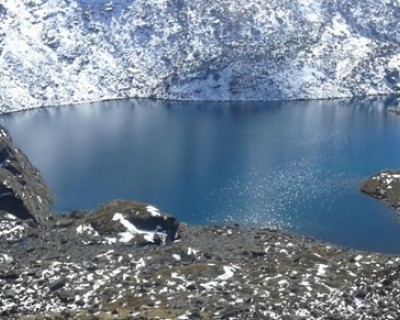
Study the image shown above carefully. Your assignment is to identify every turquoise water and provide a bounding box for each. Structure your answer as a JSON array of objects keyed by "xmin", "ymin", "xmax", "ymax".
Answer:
[{"xmin": 1, "ymin": 98, "xmax": 400, "ymax": 253}]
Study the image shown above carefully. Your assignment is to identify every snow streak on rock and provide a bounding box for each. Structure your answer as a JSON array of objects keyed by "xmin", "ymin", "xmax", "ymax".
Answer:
[{"xmin": 0, "ymin": 0, "xmax": 400, "ymax": 112}]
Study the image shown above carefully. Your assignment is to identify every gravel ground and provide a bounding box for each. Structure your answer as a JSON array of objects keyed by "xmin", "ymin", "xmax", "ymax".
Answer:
[{"xmin": 2, "ymin": 211, "xmax": 400, "ymax": 320}]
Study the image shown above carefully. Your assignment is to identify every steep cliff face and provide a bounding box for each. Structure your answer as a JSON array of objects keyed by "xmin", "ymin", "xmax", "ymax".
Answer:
[
  {"xmin": 0, "ymin": 126, "xmax": 52, "ymax": 224},
  {"xmin": 0, "ymin": 0, "xmax": 399, "ymax": 113}
]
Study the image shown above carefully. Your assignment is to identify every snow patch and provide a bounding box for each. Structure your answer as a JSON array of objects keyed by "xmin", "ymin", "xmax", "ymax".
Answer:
[
  {"xmin": 146, "ymin": 205, "xmax": 161, "ymax": 217},
  {"xmin": 217, "ymin": 265, "xmax": 240, "ymax": 280},
  {"xmin": 316, "ymin": 264, "xmax": 328, "ymax": 276},
  {"xmin": 76, "ymin": 224, "xmax": 99, "ymax": 236},
  {"xmin": 5, "ymin": 213, "xmax": 16, "ymax": 220},
  {"xmin": 172, "ymin": 254, "xmax": 181, "ymax": 261},
  {"xmin": 112, "ymin": 212, "xmax": 167, "ymax": 243},
  {"xmin": 0, "ymin": 253, "xmax": 13, "ymax": 264}
]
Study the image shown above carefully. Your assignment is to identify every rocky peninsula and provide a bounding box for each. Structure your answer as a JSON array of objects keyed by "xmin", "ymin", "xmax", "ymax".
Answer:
[
  {"xmin": 1, "ymin": 125, "xmax": 400, "ymax": 320},
  {"xmin": 362, "ymin": 171, "xmax": 400, "ymax": 216}
]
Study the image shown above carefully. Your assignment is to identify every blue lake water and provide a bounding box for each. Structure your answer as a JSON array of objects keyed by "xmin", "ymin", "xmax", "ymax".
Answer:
[{"xmin": 1, "ymin": 98, "xmax": 400, "ymax": 253}]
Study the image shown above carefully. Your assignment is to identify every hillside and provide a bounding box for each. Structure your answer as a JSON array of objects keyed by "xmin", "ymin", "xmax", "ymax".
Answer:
[{"xmin": 0, "ymin": 0, "xmax": 399, "ymax": 112}]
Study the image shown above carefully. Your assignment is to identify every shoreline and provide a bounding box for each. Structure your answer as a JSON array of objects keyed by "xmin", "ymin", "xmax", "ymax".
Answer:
[{"xmin": 1, "ymin": 94, "xmax": 400, "ymax": 116}]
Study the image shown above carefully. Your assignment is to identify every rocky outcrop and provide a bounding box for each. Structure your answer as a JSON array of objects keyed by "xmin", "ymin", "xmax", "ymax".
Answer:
[
  {"xmin": 0, "ymin": 127, "xmax": 52, "ymax": 224},
  {"xmin": 76, "ymin": 200, "xmax": 179, "ymax": 245},
  {"xmin": 1, "ymin": 0, "xmax": 400, "ymax": 113},
  {"xmin": 361, "ymin": 170, "xmax": 400, "ymax": 214}
]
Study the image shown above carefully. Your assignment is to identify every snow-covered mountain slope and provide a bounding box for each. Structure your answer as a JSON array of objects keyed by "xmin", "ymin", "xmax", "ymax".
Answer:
[{"xmin": 0, "ymin": 0, "xmax": 399, "ymax": 113}]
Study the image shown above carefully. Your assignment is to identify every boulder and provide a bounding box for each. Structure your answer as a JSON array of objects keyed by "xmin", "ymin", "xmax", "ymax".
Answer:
[
  {"xmin": 0, "ymin": 126, "xmax": 52, "ymax": 224},
  {"xmin": 361, "ymin": 170, "xmax": 400, "ymax": 213},
  {"xmin": 0, "ymin": 211, "xmax": 31, "ymax": 242},
  {"xmin": 77, "ymin": 200, "xmax": 179, "ymax": 245}
]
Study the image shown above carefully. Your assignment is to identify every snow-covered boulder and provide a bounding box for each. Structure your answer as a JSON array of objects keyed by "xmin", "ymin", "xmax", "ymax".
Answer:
[
  {"xmin": 76, "ymin": 200, "xmax": 179, "ymax": 245},
  {"xmin": 1, "ymin": 0, "xmax": 400, "ymax": 113}
]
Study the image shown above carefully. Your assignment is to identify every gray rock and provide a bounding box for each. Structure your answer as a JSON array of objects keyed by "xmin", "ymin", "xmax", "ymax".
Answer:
[
  {"xmin": 361, "ymin": 170, "xmax": 400, "ymax": 214},
  {"xmin": 82, "ymin": 199, "xmax": 179, "ymax": 243},
  {"xmin": 327, "ymin": 313, "xmax": 343, "ymax": 320},
  {"xmin": 0, "ymin": 126, "xmax": 52, "ymax": 225},
  {"xmin": 4, "ymin": 289, "xmax": 16, "ymax": 299},
  {"xmin": 57, "ymin": 289, "xmax": 74, "ymax": 303},
  {"xmin": 0, "ymin": 270, "xmax": 19, "ymax": 280},
  {"xmin": 49, "ymin": 277, "xmax": 67, "ymax": 291},
  {"xmin": 355, "ymin": 287, "xmax": 368, "ymax": 299}
]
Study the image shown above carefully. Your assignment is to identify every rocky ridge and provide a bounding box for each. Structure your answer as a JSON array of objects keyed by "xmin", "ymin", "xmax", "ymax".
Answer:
[{"xmin": 1, "ymin": 0, "xmax": 400, "ymax": 113}]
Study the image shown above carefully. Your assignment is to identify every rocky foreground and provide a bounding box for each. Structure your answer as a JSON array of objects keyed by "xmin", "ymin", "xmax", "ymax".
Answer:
[
  {"xmin": 2, "ymin": 126, "xmax": 400, "ymax": 320},
  {"xmin": 4, "ymin": 213, "xmax": 400, "ymax": 320}
]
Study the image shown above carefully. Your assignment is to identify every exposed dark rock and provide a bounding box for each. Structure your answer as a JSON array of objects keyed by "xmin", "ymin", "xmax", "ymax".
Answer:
[
  {"xmin": 49, "ymin": 277, "xmax": 67, "ymax": 291},
  {"xmin": 4, "ymin": 289, "xmax": 16, "ymax": 299},
  {"xmin": 0, "ymin": 269, "xmax": 19, "ymax": 280},
  {"xmin": 361, "ymin": 170, "xmax": 400, "ymax": 214},
  {"xmin": 251, "ymin": 250, "xmax": 266, "ymax": 258},
  {"xmin": 57, "ymin": 290, "xmax": 74, "ymax": 303},
  {"xmin": 80, "ymin": 199, "xmax": 179, "ymax": 244},
  {"xmin": 0, "ymin": 126, "xmax": 52, "ymax": 224},
  {"xmin": 69, "ymin": 210, "xmax": 86, "ymax": 219},
  {"xmin": 355, "ymin": 287, "xmax": 368, "ymax": 299}
]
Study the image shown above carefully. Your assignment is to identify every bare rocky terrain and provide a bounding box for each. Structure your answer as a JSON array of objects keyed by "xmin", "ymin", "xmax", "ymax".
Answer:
[{"xmin": 4, "ymin": 217, "xmax": 400, "ymax": 320}]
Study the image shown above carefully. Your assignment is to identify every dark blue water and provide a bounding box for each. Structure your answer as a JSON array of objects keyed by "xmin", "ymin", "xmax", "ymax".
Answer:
[{"xmin": 1, "ymin": 98, "xmax": 400, "ymax": 253}]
